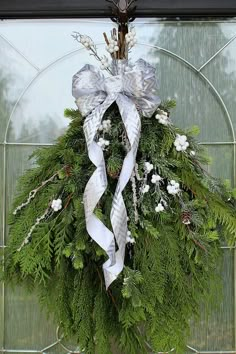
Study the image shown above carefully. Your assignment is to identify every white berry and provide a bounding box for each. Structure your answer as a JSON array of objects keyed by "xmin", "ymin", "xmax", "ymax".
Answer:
[
  {"xmin": 97, "ymin": 137, "xmax": 110, "ymax": 150},
  {"xmin": 151, "ymin": 174, "xmax": 162, "ymax": 184},
  {"xmin": 174, "ymin": 134, "xmax": 189, "ymax": 152},
  {"xmin": 167, "ymin": 180, "xmax": 180, "ymax": 195},
  {"xmin": 51, "ymin": 199, "xmax": 62, "ymax": 212},
  {"xmin": 155, "ymin": 111, "xmax": 170, "ymax": 126},
  {"xmin": 144, "ymin": 162, "xmax": 154, "ymax": 173},
  {"xmin": 125, "ymin": 28, "xmax": 137, "ymax": 48}
]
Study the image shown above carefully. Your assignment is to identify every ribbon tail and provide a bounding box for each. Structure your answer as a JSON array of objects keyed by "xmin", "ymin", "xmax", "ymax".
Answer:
[
  {"xmin": 83, "ymin": 94, "xmax": 118, "ymax": 287},
  {"xmin": 107, "ymin": 95, "xmax": 141, "ymax": 289}
]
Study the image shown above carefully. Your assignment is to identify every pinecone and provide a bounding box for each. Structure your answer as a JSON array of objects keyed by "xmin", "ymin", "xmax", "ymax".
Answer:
[
  {"xmin": 181, "ymin": 211, "xmax": 191, "ymax": 225},
  {"xmin": 65, "ymin": 165, "xmax": 72, "ymax": 177},
  {"xmin": 107, "ymin": 168, "xmax": 120, "ymax": 179}
]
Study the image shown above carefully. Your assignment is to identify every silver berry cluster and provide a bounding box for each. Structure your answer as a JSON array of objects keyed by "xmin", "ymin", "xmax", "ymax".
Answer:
[
  {"xmin": 106, "ymin": 38, "xmax": 119, "ymax": 54},
  {"xmin": 125, "ymin": 28, "xmax": 137, "ymax": 48}
]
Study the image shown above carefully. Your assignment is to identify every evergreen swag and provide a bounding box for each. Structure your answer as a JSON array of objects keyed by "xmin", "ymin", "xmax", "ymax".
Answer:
[{"xmin": 3, "ymin": 100, "xmax": 236, "ymax": 353}]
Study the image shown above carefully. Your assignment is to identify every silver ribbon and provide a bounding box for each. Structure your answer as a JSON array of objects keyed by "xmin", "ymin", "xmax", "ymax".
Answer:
[{"xmin": 72, "ymin": 59, "xmax": 160, "ymax": 288}]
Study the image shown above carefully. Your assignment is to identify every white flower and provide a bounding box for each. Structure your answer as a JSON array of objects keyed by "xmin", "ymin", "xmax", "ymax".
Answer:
[
  {"xmin": 97, "ymin": 137, "xmax": 110, "ymax": 149},
  {"xmin": 125, "ymin": 28, "xmax": 137, "ymax": 48},
  {"xmin": 106, "ymin": 39, "xmax": 119, "ymax": 54},
  {"xmin": 151, "ymin": 174, "xmax": 162, "ymax": 184},
  {"xmin": 167, "ymin": 180, "xmax": 180, "ymax": 195},
  {"xmin": 190, "ymin": 150, "xmax": 196, "ymax": 156},
  {"xmin": 174, "ymin": 134, "xmax": 189, "ymax": 152},
  {"xmin": 155, "ymin": 110, "xmax": 170, "ymax": 126},
  {"xmin": 126, "ymin": 231, "xmax": 135, "ymax": 244},
  {"xmin": 144, "ymin": 161, "xmax": 154, "ymax": 173},
  {"xmin": 51, "ymin": 199, "xmax": 62, "ymax": 212},
  {"xmin": 155, "ymin": 202, "xmax": 164, "ymax": 213},
  {"xmin": 142, "ymin": 184, "xmax": 150, "ymax": 194}
]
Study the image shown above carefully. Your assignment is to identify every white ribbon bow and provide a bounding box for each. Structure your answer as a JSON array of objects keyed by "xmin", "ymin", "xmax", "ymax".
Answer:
[{"xmin": 72, "ymin": 59, "xmax": 160, "ymax": 288}]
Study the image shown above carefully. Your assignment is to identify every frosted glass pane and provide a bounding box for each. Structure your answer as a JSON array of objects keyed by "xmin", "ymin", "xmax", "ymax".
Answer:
[
  {"xmin": 201, "ymin": 39, "xmax": 236, "ymax": 135},
  {"xmin": 139, "ymin": 21, "xmax": 235, "ymax": 69},
  {"xmin": 0, "ymin": 146, "xmax": 3, "ymax": 246},
  {"xmin": 205, "ymin": 145, "xmax": 234, "ymax": 182},
  {"xmin": 0, "ymin": 36, "xmax": 37, "ymax": 143},
  {"xmin": 188, "ymin": 249, "xmax": 235, "ymax": 352},
  {"xmin": 151, "ymin": 50, "xmax": 232, "ymax": 142},
  {"xmin": 6, "ymin": 50, "xmax": 89, "ymax": 143},
  {"xmin": 0, "ymin": 71, "xmax": 12, "ymax": 144},
  {"xmin": 4, "ymin": 285, "xmax": 57, "ymax": 350},
  {"xmin": 0, "ymin": 19, "xmax": 113, "ymax": 70},
  {"xmin": 0, "ymin": 282, "xmax": 3, "ymax": 348},
  {"xmin": 5, "ymin": 145, "xmax": 39, "ymax": 242}
]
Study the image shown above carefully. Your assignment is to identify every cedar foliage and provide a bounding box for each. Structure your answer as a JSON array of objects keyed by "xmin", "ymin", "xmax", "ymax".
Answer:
[{"xmin": 3, "ymin": 101, "xmax": 236, "ymax": 353}]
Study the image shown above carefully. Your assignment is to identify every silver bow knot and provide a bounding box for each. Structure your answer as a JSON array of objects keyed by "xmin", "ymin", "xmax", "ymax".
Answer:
[{"xmin": 72, "ymin": 59, "xmax": 160, "ymax": 288}]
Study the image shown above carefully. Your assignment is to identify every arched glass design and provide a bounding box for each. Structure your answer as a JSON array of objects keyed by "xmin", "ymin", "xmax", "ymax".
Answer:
[{"xmin": 0, "ymin": 18, "xmax": 236, "ymax": 353}]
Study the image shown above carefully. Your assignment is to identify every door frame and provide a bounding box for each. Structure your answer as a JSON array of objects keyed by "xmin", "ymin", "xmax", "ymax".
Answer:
[{"xmin": 1, "ymin": 0, "xmax": 236, "ymax": 19}]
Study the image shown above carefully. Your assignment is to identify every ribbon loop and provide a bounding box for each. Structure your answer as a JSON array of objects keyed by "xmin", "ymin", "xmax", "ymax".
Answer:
[{"xmin": 72, "ymin": 59, "xmax": 160, "ymax": 288}]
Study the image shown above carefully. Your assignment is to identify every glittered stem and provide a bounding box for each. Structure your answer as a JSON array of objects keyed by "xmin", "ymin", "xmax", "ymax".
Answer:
[
  {"xmin": 72, "ymin": 32, "xmax": 113, "ymax": 75},
  {"xmin": 17, "ymin": 207, "xmax": 50, "ymax": 251},
  {"xmin": 131, "ymin": 171, "xmax": 139, "ymax": 224},
  {"xmin": 13, "ymin": 171, "xmax": 61, "ymax": 215}
]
